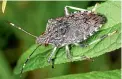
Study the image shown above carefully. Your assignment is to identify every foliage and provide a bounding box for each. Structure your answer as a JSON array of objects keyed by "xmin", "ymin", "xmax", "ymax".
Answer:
[{"xmin": 49, "ymin": 70, "xmax": 121, "ymax": 79}]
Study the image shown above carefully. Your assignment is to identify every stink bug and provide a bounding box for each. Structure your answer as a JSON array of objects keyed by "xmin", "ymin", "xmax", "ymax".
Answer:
[{"xmin": 8, "ymin": 3, "xmax": 117, "ymax": 77}]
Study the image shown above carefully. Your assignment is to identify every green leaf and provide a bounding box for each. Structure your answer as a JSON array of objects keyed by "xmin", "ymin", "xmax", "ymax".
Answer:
[
  {"xmin": 48, "ymin": 70, "xmax": 121, "ymax": 79},
  {"xmin": 14, "ymin": 1, "xmax": 121, "ymax": 74}
]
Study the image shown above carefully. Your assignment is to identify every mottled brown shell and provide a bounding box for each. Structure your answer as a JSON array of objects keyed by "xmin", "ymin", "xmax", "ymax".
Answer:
[{"xmin": 36, "ymin": 11, "xmax": 107, "ymax": 47}]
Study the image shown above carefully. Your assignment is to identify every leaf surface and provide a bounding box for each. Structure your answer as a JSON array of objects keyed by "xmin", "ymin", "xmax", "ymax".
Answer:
[{"xmin": 48, "ymin": 70, "xmax": 121, "ymax": 79}]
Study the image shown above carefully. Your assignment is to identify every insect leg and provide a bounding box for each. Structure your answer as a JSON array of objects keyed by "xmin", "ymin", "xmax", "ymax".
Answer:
[
  {"xmin": 65, "ymin": 3, "xmax": 98, "ymax": 15},
  {"xmin": 20, "ymin": 45, "xmax": 40, "ymax": 77},
  {"xmin": 80, "ymin": 31, "xmax": 117, "ymax": 47},
  {"xmin": 65, "ymin": 44, "xmax": 93, "ymax": 61},
  {"xmin": 65, "ymin": 6, "xmax": 89, "ymax": 13},
  {"xmin": 72, "ymin": 31, "xmax": 117, "ymax": 61},
  {"xmin": 48, "ymin": 47, "xmax": 57, "ymax": 63},
  {"xmin": 91, "ymin": 3, "xmax": 99, "ymax": 13},
  {"xmin": 65, "ymin": 45, "xmax": 72, "ymax": 60},
  {"xmin": 64, "ymin": 6, "xmax": 70, "ymax": 15}
]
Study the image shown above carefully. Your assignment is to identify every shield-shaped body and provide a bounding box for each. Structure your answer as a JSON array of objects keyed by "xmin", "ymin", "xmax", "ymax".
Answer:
[{"xmin": 36, "ymin": 11, "xmax": 107, "ymax": 47}]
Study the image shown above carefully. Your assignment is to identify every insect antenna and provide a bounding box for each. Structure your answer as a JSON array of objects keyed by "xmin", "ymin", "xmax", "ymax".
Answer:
[
  {"xmin": 7, "ymin": 21, "xmax": 38, "ymax": 38},
  {"xmin": 20, "ymin": 45, "xmax": 41, "ymax": 77}
]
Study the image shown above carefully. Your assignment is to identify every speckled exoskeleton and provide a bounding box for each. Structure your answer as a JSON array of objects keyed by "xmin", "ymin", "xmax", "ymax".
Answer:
[{"xmin": 9, "ymin": 3, "xmax": 116, "ymax": 76}]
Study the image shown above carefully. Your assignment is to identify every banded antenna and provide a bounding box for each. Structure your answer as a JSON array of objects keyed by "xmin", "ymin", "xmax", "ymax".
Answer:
[
  {"xmin": 7, "ymin": 21, "xmax": 38, "ymax": 38},
  {"xmin": 7, "ymin": 21, "xmax": 40, "ymax": 77},
  {"xmin": 20, "ymin": 44, "xmax": 41, "ymax": 77}
]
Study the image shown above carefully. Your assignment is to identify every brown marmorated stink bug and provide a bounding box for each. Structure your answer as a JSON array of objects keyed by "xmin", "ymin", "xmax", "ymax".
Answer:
[{"xmin": 8, "ymin": 3, "xmax": 117, "ymax": 76}]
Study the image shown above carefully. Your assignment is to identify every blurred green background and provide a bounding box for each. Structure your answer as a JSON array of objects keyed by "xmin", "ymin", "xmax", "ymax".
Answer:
[{"xmin": 0, "ymin": 1, "xmax": 120, "ymax": 79}]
